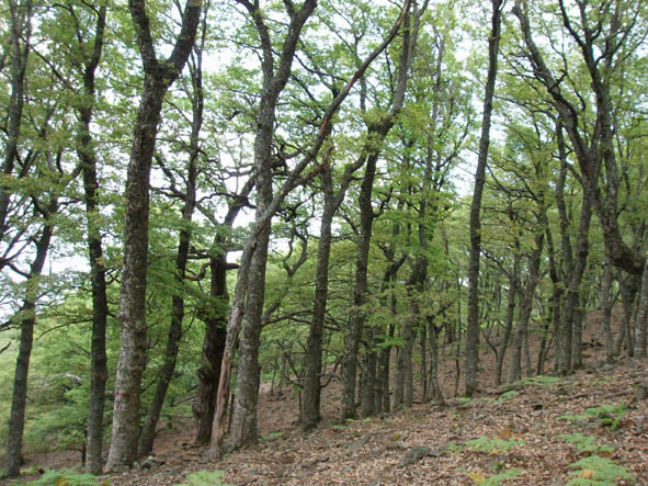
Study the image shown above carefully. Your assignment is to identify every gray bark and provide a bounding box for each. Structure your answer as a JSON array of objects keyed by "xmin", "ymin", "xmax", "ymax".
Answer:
[
  {"xmin": 465, "ymin": 0, "xmax": 503, "ymax": 396},
  {"xmin": 106, "ymin": 0, "xmax": 202, "ymax": 471},
  {"xmin": 4, "ymin": 205, "xmax": 55, "ymax": 477}
]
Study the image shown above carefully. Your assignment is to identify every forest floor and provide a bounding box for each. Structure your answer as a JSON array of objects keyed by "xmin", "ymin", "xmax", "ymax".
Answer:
[{"xmin": 4, "ymin": 318, "xmax": 648, "ymax": 486}]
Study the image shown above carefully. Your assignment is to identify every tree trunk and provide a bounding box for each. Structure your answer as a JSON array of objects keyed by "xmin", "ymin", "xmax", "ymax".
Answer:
[
  {"xmin": 106, "ymin": 0, "xmax": 201, "ymax": 469},
  {"xmin": 633, "ymin": 263, "xmax": 648, "ymax": 358},
  {"xmin": 507, "ymin": 232, "xmax": 544, "ymax": 383},
  {"xmin": 75, "ymin": 5, "xmax": 108, "ymax": 474},
  {"xmin": 4, "ymin": 219, "xmax": 54, "ymax": 477},
  {"xmin": 599, "ymin": 255, "xmax": 614, "ymax": 362},
  {"xmin": 465, "ymin": 0, "xmax": 503, "ymax": 397},
  {"xmin": 138, "ymin": 31, "xmax": 204, "ymax": 456},
  {"xmin": 193, "ymin": 256, "xmax": 228, "ymax": 445},
  {"xmin": 495, "ymin": 236, "xmax": 519, "ymax": 386}
]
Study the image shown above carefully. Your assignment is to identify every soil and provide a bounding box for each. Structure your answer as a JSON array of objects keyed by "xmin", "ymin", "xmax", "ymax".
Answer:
[{"xmin": 4, "ymin": 311, "xmax": 648, "ymax": 485}]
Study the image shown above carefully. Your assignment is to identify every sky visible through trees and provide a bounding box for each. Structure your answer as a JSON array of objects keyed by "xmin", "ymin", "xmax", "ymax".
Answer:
[{"xmin": 0, "ymin": 0, "xmax": 647, "ymax": 484}]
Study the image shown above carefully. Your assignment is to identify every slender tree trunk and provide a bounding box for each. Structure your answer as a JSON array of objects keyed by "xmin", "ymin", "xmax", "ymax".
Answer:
[
  {"xmin": 496, "ymin": 237, "xmax": 519, "ymax": 386},
  {"xmin": 138, "ymin": 31, "xmax": 204, "ymax": 456},
  {"xmin": 193, "ymin": 256, "xmax": 228, "ymax": 445},
  {"xmin": 75, "ymin": 5, "xmax": 108, "ymax": 474},
  {"xmin": 4, "ymin": 218, "xmax": 54, "ymax": 477},
  {"xmin": 599, "ymin": 255, "xmax": 614, "ymax": 363},
  {"xmin": 465, "ymin": 0, "xmax": 503, "ymax": 397},
  {"xmin": 615, "ymin": 272, "xmax": 637, "ymax": 356},
  {"xmin": 507, "ymin": 233, "xmax": 544, "ymax": 383},
  {"xmin": 427, "ymin": 319, "xmax": 444, "ymax": 404},
  {"xmin": 106, "ymin": 0, "xmax": 201, "ymax": 469}
]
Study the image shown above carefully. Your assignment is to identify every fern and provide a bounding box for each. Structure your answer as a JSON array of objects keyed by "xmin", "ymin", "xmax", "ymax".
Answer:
[
  {"xmin": 496, "ymin": 391, "xmax": 518, "ymax": 403},
  {"xmin": 560, "ymin": 433, "xmax": 615, "ymax": 455},
  {"xmin": 482, "ymin": 468, "xmax": 525, "ymax": 486},
  {"xmin": 566, "ymin": 456, "xmax": 635, "ymax": 486},
  {"xmin": 558, "ymin": 402, "xmax": 627, "ymax": 431},
  {"xmin": 174, "ymin": 470, "xmax": 231, "ymax": 486},
  {"xmin": 463, "ymin": 436, "xmax": 524, "ymax": 453},
  {"xmin": 18, "ymin": 468, "xmax": 109, "ymax": 486}
]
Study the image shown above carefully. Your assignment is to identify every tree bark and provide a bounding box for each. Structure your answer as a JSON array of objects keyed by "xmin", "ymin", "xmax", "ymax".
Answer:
[
  {"xmin": 106, "ymin": 0, "xmax": 201, "ymax": 471},
  {"xmin": 138, "ymin": 16, "xmax": 206, "ymax": 455},
  {"xmin": 465, "ymin": 0, "xmax": 503, "ymax": 397},
  {"xmin": 4, "ymin": 211, "xmax": 55, "ymax": 477},
  {"xmin": 193, "ymin": 256, "xmax": 228, "ymax": 445},
  {"xmin": 507, "ymin": 233, "xmax": 543, "ymax": 383},
  {"xmin": 71, "ymin": 4, "xmax": 109, "ymax": 473}
]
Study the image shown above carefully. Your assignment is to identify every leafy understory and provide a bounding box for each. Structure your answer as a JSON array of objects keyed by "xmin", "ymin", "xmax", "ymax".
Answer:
[
  {"xmin": 174, "ymin": 470, "xmax": 231, "ymax": 486},
  {"xmin": 566, "ymin": 456, "xmax": 635, "ymax": 486},
  {"xmin": 12, "ymin": 469, "xmax": 109, "ymax": 486},
  {"xmin": 463, "ymin": 436, "xmax": 525, "ymax": 454},
  {"xmin": 468, "ymin": 467, "xmax": 525, "ymax": 486},
  {"xmin": 559, "ymin": 403, "xmax": 628, "ymax": 431},
  {"xmin": 560, "ymin": 433, "xmax": 615, "ymax": 455}
]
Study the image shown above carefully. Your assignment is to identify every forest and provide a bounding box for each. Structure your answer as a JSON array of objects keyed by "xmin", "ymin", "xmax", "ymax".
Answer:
[{"xmin": 0, "ymin": 0, "xmax": 647, "ymax": 484}]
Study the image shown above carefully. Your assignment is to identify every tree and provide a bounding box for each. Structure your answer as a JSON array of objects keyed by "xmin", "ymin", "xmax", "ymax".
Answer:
[
  {"xmin": 106, "ymin": 0, "xmax": 202, "ymax": 470},
  {"xmin": 465, "ymin": 0, "xmax": 504, "ymax": 397}
]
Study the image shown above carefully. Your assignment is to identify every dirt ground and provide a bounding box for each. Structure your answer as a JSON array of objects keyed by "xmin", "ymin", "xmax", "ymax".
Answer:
[{"xmin": 5, "ymin": 312, "xmax": 648, "ymax": 485}]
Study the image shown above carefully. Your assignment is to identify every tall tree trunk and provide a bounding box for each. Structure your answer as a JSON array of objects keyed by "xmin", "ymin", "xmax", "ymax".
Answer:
[
  {"xmin": 209, "ymin": 2, "xmax": 410, "ymax": 458},
  {"xmin": 599, "ymin": 255, "xmax": 614, "ymax": 363},
  {"xmin": 74, "ymin": 5, "xmax": 109, "ymax": 473},
  {"xmin": 507, "ymin": 232, "xmax": 544, "ymax": 383},
  {"xmin": 4, "ymin": 214, "xmax": 55, "ymax": 477},
  {"xmin": 615, "ymin": 272, "xmax": 637, "ymax": 356},
  {"xmin": 465, "ymin": 0, "xmax": 503, "ymax": 397},
  {"xmin": 193, "ymin": 256, "xmax": 228, "ymax": 445},
  {"xmin": 106, "ymin": 0, "xmax": 201, "ymax": 470},
  {"xmin": 138, "ymin": 22, "xmax": 205, "ymax": 455}
]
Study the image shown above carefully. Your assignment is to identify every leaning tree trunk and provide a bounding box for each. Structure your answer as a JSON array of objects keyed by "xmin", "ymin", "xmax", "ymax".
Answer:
[
  {"xmin": 106, "ymin": 0, "xmax": 201, "ymax": 470},
  {"xmin": 465, "ymin": 0, "xmax": 503, "ymax": 397},
  {"xmin": 4, "ymin": 217, "xmax": 54, "ymax": 477}
]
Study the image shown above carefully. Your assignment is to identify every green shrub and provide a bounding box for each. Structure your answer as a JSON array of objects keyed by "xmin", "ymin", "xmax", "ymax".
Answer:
[
  {"xmin": 482, "ymin": 468, "xmax": 525, "ymax": 486},
  {"xmin": 566, "ymin": 456, "xmax": 635, "ymax": 486},
  {"xmin": 18, "ymin": 468, "xmax": 109, "ymax": 486},
  {"xmin": 463, "ymin": 436, "xmax": 524, "ymax": 454},
  {"xmin": 559, "ymin": 402, "xmax": 627, "ymax": 431},
  {"xmin": 560, "ymin": 433, "xmax": 615, "ymax": 454},
  {"xmin": 174, "ymin": 470, "xmax": 230, "ymax": 486}
]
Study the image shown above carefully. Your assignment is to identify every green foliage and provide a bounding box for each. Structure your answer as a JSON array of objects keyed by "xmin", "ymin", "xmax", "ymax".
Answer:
[
  {"xmin": 558, "ymin": 403, "xmax": 628, "ymax": 431},
  {"xmin": 496, "ymin": 390, "xmax": 518, "ymax": 403},
  {"xmin": 463, "ymin": 436, "xmax": 524, "ymax": 454},
  {"xmin": 566, "ymin": 456, "xmax": 635, "ymax": 486},
  {"xmin": 174, "ymin": 470, "xmax": 231, "ymax": 486},
  {"xmin": 560, "ymin": 434, "xmax": 615, "ymax": 455},
  {"xmin": 512, "ymin": 375, "xmax": 563, "ymax": 388},
  {"xmin": 17, "ymin": 469, "xmax": 109, "ymax": 486},
  {"xmin": 481, "ymin": 468, "xmax": 525, "ymax": 486}
]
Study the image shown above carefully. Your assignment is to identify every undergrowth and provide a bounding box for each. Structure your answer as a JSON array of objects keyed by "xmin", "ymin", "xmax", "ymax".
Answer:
[
  {"xmin": 559, "ymin": 402, "xmax": 628, "ymax": 431},
  {"xmin": 566, "ymin": 455, "xmax": 634, "ymax": 486},
  {"xmin": 14, "ymin": 468, "xmax": 109, "ymax": 486},
  {"xmin": 560, "ymin": 433, "xmax": 615, "ymax": 455},
  {"xmin": 463, "ymin": 436, "xmax": 524, "ymax": 454},
  {"xmin": 174, "ymin": 470, "xmax": 231, "ymax": 486}
]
